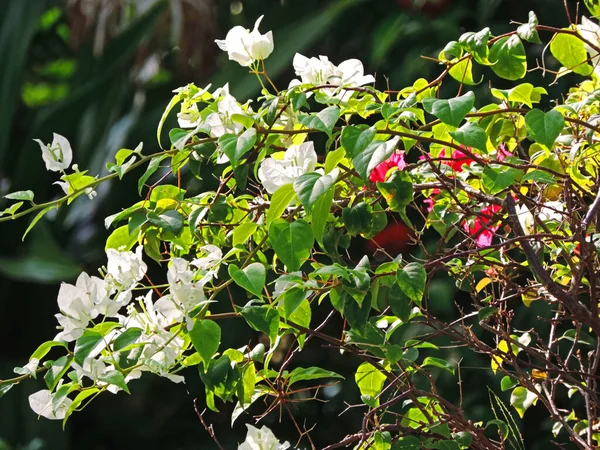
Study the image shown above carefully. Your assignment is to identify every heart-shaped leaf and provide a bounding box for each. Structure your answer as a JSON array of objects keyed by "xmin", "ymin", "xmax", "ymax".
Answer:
[
  {"xmin": 396, "ymin": 262, "xmax": 426, "ymax": 305},
  {"xmin": 423, "ymin": 91, "xmax": 475, "ymax": 127},
  {"xmin": 298, "ymin": 106, "xmax": 341, "ymax": 137},
  {"xmin": 218, "ymin": 128, "xmax": 257, "ymax": 167},
  {"xmin": 294, "ymin": 169, "xmax": 339, "ymax": 212},
  {"xmin": 449, "ymin": 122, "xmax": 488, "ymax": 151},
  {"xmin": 489, "ymin": 35, "xmax": 527, "ymax": 81},
  {"xmin": 189, "ymin": 320, "xmax": 221, "ymax": 367},
  {"xmin": 525, "ymin": 109, "xmax": 564, "ymax": 149},
  {"xmin": 228, "ymin": 263, "xmax": 266, "ymax": 298},
  {"xmin": 268, "ymin": 219, "xmax": 314, "ymax": 272}
]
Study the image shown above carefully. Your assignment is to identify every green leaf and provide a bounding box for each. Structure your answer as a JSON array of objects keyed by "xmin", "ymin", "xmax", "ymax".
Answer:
[
  {"xmin": 486, "ymin": 419, "xmax": 509, "ymax": 442},
  {"xmin": 289, "ymin": 300, "xmax": 311, "ymax": 349},
  {"xmin": 324, "ymin": 147, "xmax": 345, "ymax": 173},
  {"xmin": 265, "ymin": 183, "xmax": 296, "ymax": 226},
  {"xmin": 138, "ymin": 154, "xmax": 168, "ymax": 194},
  {"xmin": 0, "ymin": 201, "xmax": 23, "ymax": 217},
  {"xmin": 0, "ymin": 384, "xmax": 13, "ymax": 399},
  {"xmin": 478, "ymin": 306, "xmax": 498, "ymax": 322},
  {"xmin": 169, "ymin": 128, "xmax": 191, "ymax": 150},
  {"xmin": 355, "ymin": 362, "xmax": 386, "ymax": 406},
  {"xmin": 376, "ymin": 171, "xmax": 413, "ymax": 212},
  {"xmin": 22, "ymin": 205, "xmax": 56, "ymax": 241},
  {"xmin": 502, "ymin": 83, "xmax": 547, "ymax": 108},
  {"xmin": 157, "ymin": 94, "xmax": 184, "ymax": 147},
  {"xmin": 240, "ymin": 362, "xmax": 256, "ymax": 406},
  {"xmin": 44, "ymin": 355, "xmax": 72, "ymax": 391},
  {"xmin": 393, "ymin": 436, "xmax": 422, "ymax": 449},
  {"xmin": 63, "ymin": 388, "xmax": 99, "ymax": 426},
  {"xmin": 343, "ymin": 202, "xmax": 373, "ymax": 236},
  {"xmin": 510, "ymin": 386, "xmax": 538, "ymax": 418},
  {"xmin": 522, "ymin": 170, "xmax": 557, "ymax": 184},
  {"xmin": 287, "ymin": 367, "xmax": 343, "ymax": 386},
  {"xmin": 448, "ymin": 58, "xmax": 479, "ymax": 86},
  {"xmin": 501, "ymin": 375, "xmax": 518, "ymax": 391},
  {"xmin": 396, "ymin": 263, "xmax": 426, "ymax": 305},
  {"xmin": 489, "ymin": 35, "xmax": 527, "ymax": 81},
  {"xmin": 30, "ymin": 340, "xmax": 68, "ymax": 362},
  {"xmin": 459, "ymin": 27, "xmax": 491, "ymax": 64},
  {"xmin": 232, "ymin": 223, "xmax": 259, "ymax": 246},
  {"xmin": 112, "ymin": 328, "xmax": 143, "ymax": 352},
  {"xmin": 550, "ymin": 32, "xmax": 593, "ymax": 76},
  {"xmin": 104, "ymin": 202, "xmax": 144, "ymax": 229},
  {"xmin": 190, "ymin": 320, "xmax": 221, "ymax": 367},
  {"xmin": 352, "ymin": 138, "xmax": 398, "ymax": 181},
  {"xmin": 228, "ymin": 263, "xmax": 266, "ymax": 298},
  {"xmin": 105, "ymin": 225, "xmax": 137, "ymax": 251},
  {"xmin": 422, "ymin": 91, "xmax": 475, "ymax": 127},
  {"xmin": 99, "ymin": 370, "xmax": 130, "ymax": 394},
  {"xmin": 525, "ymin": 109, "xmax": 565, "ymax": 150},
  {"xmin": 58, "ymin": 171, "xmax": 97, "ymax": 205},
  {"xmin": 280, "ymin": 287, "xmax": 307, "ymax": 318},
  {"xmin": 449, "ymin": 122, "xmax": 487, "ymax": 151},
  {"xmin": 422, "ymin": 357, "xmax": 455, "ymax": 374},
  {"xmin": 218, "ymin": 128, "xmax": 257, "ymax": 167},
  {"xmin": 294, "ymin": 169, "xmax": 339, "ymax": 213},
  {"xmin": 298, "ymin": 106, "xmax": 341, "ymax": 137},
  {"xmin": 268, "ymin": 219, "xmax": 313, "ymax": 272},
  {"xmin": 559, "ymin": 328, "xmax": 595, "ymax": 346},
  {"xmin": 341, "ymin": 125, "xmax": 376, "ymax": 157},
  {"xmin": 441, "ymin": 41, "xmax": 463, "ymax": 60},
  {"xmin": 585, "ymin": 0, "xmax": 600, "ymax": 17},
  {"xmin": 311, "ymin": 187, "xmax": 334, "ymax": 247},
  {"xmin": 74, "ymin": 331, "xmax": 104, "ymax": 366},
  {"xmin": 388, "ymin": 288, "xmax": 412, "ymax": 322},
  {"xmin": 106, "ymin": 149, "xmax": 138, "ymax": 180},
  {"xmin": 482, "ymin": 165, "xmax": 524, "ymax": 194},
  {"xmin": 149, "ymin": 184, "xmax": 185, "ymax": 202},
  {"xmin": 93, "ymin": 322, "xmax": 121, "ymax": 336},
  {"xmin": 4, "ymin": 190, "xmax": 34, "ymax": 201},
  {"xmin": 517, "ymin": 11, "xmax": 541, "ymax": 44},
  {"xmin": 147, "ymin": 210, "xmax": 184, "ymax": 235},
  {"xmin": 240, "ymin": 306, "xmax": 279, "ymax": 344}
]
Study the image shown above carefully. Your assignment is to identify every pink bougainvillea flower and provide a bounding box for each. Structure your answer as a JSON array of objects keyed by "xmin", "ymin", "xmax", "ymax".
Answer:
[
  {"xmin": 496, "ymin": 143, "xmax": 512, "ymax": 161},
  {"xmin": 462, "ymin": 204, "xmax": 502, "ymax": 248},
  {"xmin": 441, "ymin": 148, "xmax": 475, "ymax": 172},
  {"xmin": 420, "ymin": 146, "xmax": 475, "ymax": 173},
  {"xmin": 424, "ymin": 188, "xmax": 440, "ymax": 213},
  {"xmin": 369, "ymin": 151, "xmax": 406, "ymax": 183}
]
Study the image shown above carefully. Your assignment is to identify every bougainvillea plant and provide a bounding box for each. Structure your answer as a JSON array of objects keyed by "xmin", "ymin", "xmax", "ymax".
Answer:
[{"xmin": 4, "ymin": 4, "xmax": 600, "ymax": 449}]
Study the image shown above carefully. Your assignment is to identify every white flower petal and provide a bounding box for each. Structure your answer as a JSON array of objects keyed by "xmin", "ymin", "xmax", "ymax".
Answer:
[
  {"xmin": 29, "ymin": 389, "xmax": 72, "ymax": 420},
  {"xmin": 216, "ymin": 18, "xmax": 274, "ymax": 67}
]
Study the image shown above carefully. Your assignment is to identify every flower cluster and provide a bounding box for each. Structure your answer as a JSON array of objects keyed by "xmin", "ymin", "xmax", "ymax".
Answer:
[
  {"xmin": 290, "ymin": 54, "xmax": 375, "ymax": 101},
  {"xmin": 23, "ymin": 245, "xmax": 223, "ymax": 420},
  {"xmin": 258, "ymin": 142, "xmax": 318, "ymax": 194}
]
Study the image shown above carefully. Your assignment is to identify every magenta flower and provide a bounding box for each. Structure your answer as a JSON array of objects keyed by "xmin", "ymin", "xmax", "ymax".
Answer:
[
  {"xmin": 424, "ymin": 188, "xmax": 441, "ymax": 213},
  {"xmin": 462, "ymin": 204, "xmax": 502, "ymax": 248},
  {"xmin": 442, "ymin": 148, "xmax": 475, "ymax": 172},
  {"xmin": 369, "ymin": 151, "xmax": 406, "ymax": 183},
  {"xmin": 496, "ymin": 143, "xmax": 512, "ymax": 161}
]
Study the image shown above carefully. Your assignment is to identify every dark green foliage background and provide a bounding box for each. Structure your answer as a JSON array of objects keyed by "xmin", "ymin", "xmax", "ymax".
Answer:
[{"xmin": 0, "ymin": 0, "xmax": 580, "ymax": 448}]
